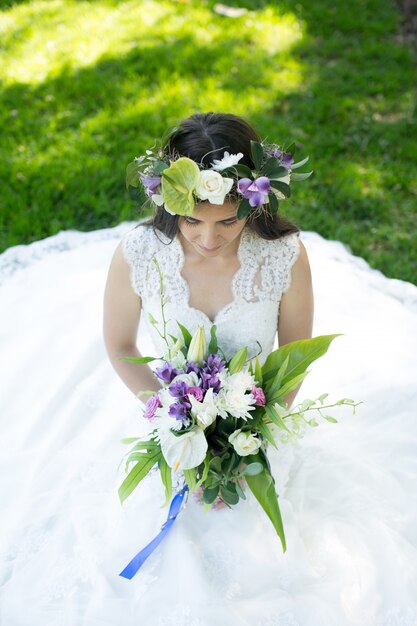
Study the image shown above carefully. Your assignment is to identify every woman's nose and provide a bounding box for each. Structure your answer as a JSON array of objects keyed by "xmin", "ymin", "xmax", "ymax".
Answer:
[{"xmin": 200, "ymin": 226, "xmax": 219, "ymax": 247}]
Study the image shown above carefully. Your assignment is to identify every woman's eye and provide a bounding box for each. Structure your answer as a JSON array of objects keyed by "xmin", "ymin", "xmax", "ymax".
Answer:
[
  {"xmin": 223, "ymin": 220, "xmax": 238, "ymax": 227},
  {"xmin": 184, "ymin": 219, "xmax": 199, "ymax": 226}
]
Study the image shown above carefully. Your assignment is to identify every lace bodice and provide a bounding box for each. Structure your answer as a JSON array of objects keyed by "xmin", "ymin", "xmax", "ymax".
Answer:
[{"xmin": 122, "ymin": 224, "xmax": 300, "ymax": 361}]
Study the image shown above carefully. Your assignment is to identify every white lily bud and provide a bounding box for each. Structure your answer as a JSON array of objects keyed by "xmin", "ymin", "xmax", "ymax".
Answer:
[{"xmin": 186, "ymin": 326, "xmax": 207, "ymax": 365}]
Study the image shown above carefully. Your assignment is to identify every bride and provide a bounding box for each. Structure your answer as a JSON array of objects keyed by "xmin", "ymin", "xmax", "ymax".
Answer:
[{"xmin": 1, "ymin": 112, "xmax": 416, "ymax": 626}]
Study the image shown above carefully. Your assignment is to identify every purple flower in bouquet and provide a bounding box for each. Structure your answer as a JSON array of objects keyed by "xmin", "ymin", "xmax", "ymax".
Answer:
[
  {"xmin": 200, "ymin": 372, "xmax": 222, "ymax": 394},
  {"xmin": 143, "ymin": 394, "xmax": 161, "ymax": 420},
  {"xmin": 204, "ymin": 354, "xmax": 225, "ymax": 374},
  {"xmin": 252, "ymin": 385, "xmax": 266, "ymax": 407},
  {"xmin": 154, "ymin": 362, "xmax": 179, "ymax": 384},
  {"xmin": 140, "ymin": 173, "xmax": 162, "ymax": 197},
  {"xmin": 168, "ymin": 401, "xmax": 191, "ymax": 421},
  {"xmin": 237, "ymin": 177, "xmax": 271, "ymax": 207},
  {"xmin": 168, "ymin": 380, "xmax": 190, "ymax": 399},
  {"xmin": 188, "ymin": 386, "xmax": 204, "ymax": 401},
  {"xmin": 185, "ymin": 361, "xmax": 200, "ymax": 375}
]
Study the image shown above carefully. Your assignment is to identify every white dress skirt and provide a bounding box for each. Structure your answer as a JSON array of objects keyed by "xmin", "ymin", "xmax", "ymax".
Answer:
[{"xmin": 0, "ymin": 222, "xmax": 416, "ymax": 626}]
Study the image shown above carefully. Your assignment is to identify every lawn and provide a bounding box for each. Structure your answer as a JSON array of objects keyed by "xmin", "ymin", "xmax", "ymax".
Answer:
[{"xmin": 1, "ymin": 0, "xmax": 416, "ymax": 283}]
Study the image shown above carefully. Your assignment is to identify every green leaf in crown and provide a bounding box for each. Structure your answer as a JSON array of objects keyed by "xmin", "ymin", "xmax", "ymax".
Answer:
[{"xmin": 161, "ymin": 157, "xmax": 200, "ymax": 216}]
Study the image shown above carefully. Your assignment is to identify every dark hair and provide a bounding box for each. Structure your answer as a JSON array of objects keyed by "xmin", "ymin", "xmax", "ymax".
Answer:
[{"xmin": 148, "ymin": 112, "xmax": 299, "ymax": 240}]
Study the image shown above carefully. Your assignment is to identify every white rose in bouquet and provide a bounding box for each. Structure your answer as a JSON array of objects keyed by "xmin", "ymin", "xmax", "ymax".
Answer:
[{"xmin": 228, "ymin": 429, "xmax": 262, "ymax": 456}]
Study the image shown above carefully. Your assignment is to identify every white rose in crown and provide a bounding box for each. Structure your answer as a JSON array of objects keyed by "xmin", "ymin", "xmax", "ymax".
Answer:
[
  {"xmin": 228, "ymin": 429, "xmax": 262, "ymax": 456},
  {"xmin": 195, "ymin": 170, "xmax": 234, "ymax": 205}
]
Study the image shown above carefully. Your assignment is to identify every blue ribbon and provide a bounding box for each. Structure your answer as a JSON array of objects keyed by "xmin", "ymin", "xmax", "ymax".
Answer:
[{"xmin": 119, "ymin": 483, "xmax": 189, "ymax": 580}]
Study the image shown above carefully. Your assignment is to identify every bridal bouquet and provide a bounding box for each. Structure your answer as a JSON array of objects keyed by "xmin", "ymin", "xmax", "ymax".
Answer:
[{"xmin": 118, "ymin": 262, "xmax": 358, "ymax": 568}]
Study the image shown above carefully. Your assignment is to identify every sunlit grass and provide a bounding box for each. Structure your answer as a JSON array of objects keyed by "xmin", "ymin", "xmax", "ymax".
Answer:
[{"xmin": 1, "ymin": 0, "xmax": 416, "ymax": 283}]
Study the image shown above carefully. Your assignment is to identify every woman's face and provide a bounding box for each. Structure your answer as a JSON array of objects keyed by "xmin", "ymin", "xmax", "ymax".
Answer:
[{"xmin": 178, "ymin": 200, "xmax": 246, "ymax": 258}]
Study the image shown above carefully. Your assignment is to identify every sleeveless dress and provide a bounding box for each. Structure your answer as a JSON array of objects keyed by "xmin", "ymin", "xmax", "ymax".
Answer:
[{"xmin": 1, "ymin": 222, "xmax": 416, "ymax": 626}]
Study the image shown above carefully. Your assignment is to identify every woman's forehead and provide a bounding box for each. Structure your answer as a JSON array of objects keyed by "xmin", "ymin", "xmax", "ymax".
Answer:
[{"xmin": 191, "ymin": 201, "xmax": 238, "ymax": 222}]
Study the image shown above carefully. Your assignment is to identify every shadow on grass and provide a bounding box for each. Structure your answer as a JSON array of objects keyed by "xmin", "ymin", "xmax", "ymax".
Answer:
[{"xmin": 1, "ymin": 0, "xmax": 416, "ymax": 281}]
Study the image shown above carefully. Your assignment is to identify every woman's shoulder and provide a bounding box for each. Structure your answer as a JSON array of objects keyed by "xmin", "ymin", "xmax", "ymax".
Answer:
[
  {"xmin": 121, "ymin": 222, "xmax": 170, "ymax": 266},
  {"xmin": 244, "ymin": 228, "xmax": 300, "ymax": 261}
]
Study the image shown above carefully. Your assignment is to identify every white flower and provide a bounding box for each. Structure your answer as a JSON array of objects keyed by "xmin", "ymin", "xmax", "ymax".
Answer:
[
  {"xmin": 159, "ymin": 426, "xmax": 208, "ymax": 471},
  {"xmin": 216, "ymin": 369, "xmax": 256, "ymax": 420},
  {"xmin": 211, "ymin": 151, "xmax": 243, "ymax": 172},
  {"xmin": 228, "ymin": 429, "xmax": 261, "ymax": 456},
  {"xmin": 189, "ymin": 387, "xmax": 218, "ymax": 429},
  {"xmin": 272, "ymin": 173, "xmax": 291, "ymax": 200},
  {"xmin": 186, "ymin": 326, "xmax": 206, "ymax": 365},
  {"xmin": 195, "ymin": 170, "xmax": 234, "ymax": 205},
  {"xmin": 171, "ymin": 371, "xmax": 200, "ymax": 388},
  {"xmin": 151, "ymin": 193, "xmax": 164, "ymax": 206}
]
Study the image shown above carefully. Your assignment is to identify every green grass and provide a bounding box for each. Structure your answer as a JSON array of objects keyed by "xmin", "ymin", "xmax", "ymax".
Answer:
[{"xmin": 1, "ymin": 0, "xmax": 416, "ymax": 283}]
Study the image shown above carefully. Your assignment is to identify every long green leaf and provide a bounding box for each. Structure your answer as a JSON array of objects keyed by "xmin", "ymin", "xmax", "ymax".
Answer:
[
  {"xmin": 268, "ymin": 371, "xmax": 308, "ymax": 403},
  {"xmin": 245, "ymin": 468, "xmax": 286, "ymax": 552},
  {"xmin": 264, "ymin": 404, "xmax": 291, "ymax": 433},
  {"xmin": 208, "ymin": 325, "xmax": 218, "ymax": 355},
  {"xmin": 257, "ymin": 420, "xmax": 278, "ymax": 448},
  {"xmin": 266, "ymin": 354, "xmax": 289, "ymax": 397},
  {"xmin": 195, "ymin": 454, "xmax": 211, "ymax": 489},
  {"xmin": 262, "ymin": 335, "xmax": 340, "ymax": 387},
  {"xmin": 159, "ymin": 456, "xmax": 172, "ymax": 507},
  {"xmin": 228, "ymin": 346, "xmax": 248, "ymax": 374},
  {"xmin": 177, "ymin": 321, "xmax": 192, "ymax": 348},
  {"xmin": 184, "ymin": 468, "xmax": 197, "ymax": 492},
  {"xmin": 251, "ymin": 140, "xmax": 264, "ymax": 170},
  {"xmin": 118, "ymin": 449, "xmax": 161, "ymax": 503},
  {"xmin": 254, "ymin": 356, "xmax": 263, "ymax": 386},
  {"xmin": 118, "ymin": 356, "xmax": 157, "ymax": 364}
]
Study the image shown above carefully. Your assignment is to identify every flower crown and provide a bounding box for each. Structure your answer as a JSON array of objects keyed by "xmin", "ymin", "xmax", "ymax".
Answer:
[{"xmin": 126, "ymin": 138, "xmax": 312, "ymax": 219}]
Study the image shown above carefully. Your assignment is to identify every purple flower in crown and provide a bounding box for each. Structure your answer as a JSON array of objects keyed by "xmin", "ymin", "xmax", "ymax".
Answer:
[
  {"xmin": 168, "ymin": 401, "xmax": 191, "ymax": 421},
  {"xmin": 168, "ymin": 380, "xmax": 189, "ymax": 399},
  {"xmin": 237, "ymin": 177, "xmax": 271, "ymax": 207},
  {"xmin": 140, "ymin": 173, "xmax": 162, "ymax": 197},
  {"xmin": 154, "ymin": 362, "xmax": 179, "ymax": 384},
  {"xmin": 271, "ymin": 149, "xmax": 294, "ymax": 169}
]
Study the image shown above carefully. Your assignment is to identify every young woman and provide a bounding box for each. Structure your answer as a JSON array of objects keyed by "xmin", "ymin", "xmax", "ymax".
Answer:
[
  {"xmin": 103, "ymin": 112, "xmax": 314, "ymax": 411},
  {"xmin": 1, "ymin": 113, "xmax": 416, "ymax": 626}
]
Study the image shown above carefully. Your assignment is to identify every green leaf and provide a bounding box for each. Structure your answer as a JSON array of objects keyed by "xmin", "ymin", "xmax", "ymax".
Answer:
[
  {"xmin": 118, "ymin": 356, "xmax": 156, "ymax": 364},
  {"xmin": 270, "ymin": 180, "xmax": 291, "ymax": 198},
  {"xmin": 203, "ymin": 485, "xmax": 219, "ymax": 504},
  {"xmin": 184, "ymin": 468, "xmax": 197, "ymax": 491},
  {"xmin": 323, "ymin": 415, "xmax": 338, "ymax": 423},
  {"xmin": 254, "ymin": 356, "xmax": 263, "ymax": 387},
  {"xmin": 161, "ymin": 157, "xmax": 200, "ymax": 216},
  {"xmin": 159, "ymin": 456, "xmax": 172, "ymax": 507},
  {"xmin": 268, "ymin": 371, "xmax": 309, "ymax": 404},
  {"xmin": 195, "ymin": 454, "xmax": 211, "ymax": 489},
  {"xmin": 228, "ymin": 346, "xmax": 248, "ymax": 374},
  {"xmin": 118, "ymin": 448, "xmax": 162, "ymax": 503},
  {"xmin": 235, "ymin": 480, "xmax": 246, "ymax": 500},
  {"xmin": 208, "ymin": 325, "xmax": 218, "ymax": 354},
  {"xmin": 177, "ymin": 321, "xmax": 192, "ymax": 348},
  {"xmin": 264, "ymin": 404, "xmax": 291, "ymax": 433},
  {"xmin": 290, "ymin": 171, "xmax": 313, "ymax": 181},
  {"xmin": 241, "ymin": 462, "xmax": 263, "ymax": 476},
  {"xmin": 260, "ymin": 158, "xmax": 288, "ymax": 179},
  {"xmin": 220, "ymin": 485, "xmax": 239, "ymax": 505},
  {"xmin": 245, "ymin": 467, "xmax": 286, "ymax": 551},
  {"xmin": 262, "ymin": 335, "xmax": 341, "ymax": 388},
  {"xmin": 257, "ymin": 420, "xmax": 278, "ymax": 448},
  {"xmin": 234, "ymin": 164, "xmax": 253, "ymax": 178},
  {"xmin": 251, "ymin": 141, "xmax": 264, "ymax": 170},
  {"xmin": 237, "ymin": 198, "xmax": 253, "ymax": 219},
  {"xmin": 291, "ymin": 155, "xmax": 309, "ymax": 170},
  {"xmin": 266, "ymin": 354, "xmax": 290, "ymax": 398},
  {"xmin": 318, "ymin": 393, "xmax": 329, "ymax": 404},
  {"xmin": 209, "ymin": 455, "xmax": 223, "ymax": 474},
  {"xmin": 126, "ymin": 160, "xmax": 140, "ymax": 189},
  {"xmin": 153, "ymin": 161, "xmax": 169, "ymax": 175},
  {"xmin": 268, "ymin": 191, "xmax": 278, "ymax": 213}
]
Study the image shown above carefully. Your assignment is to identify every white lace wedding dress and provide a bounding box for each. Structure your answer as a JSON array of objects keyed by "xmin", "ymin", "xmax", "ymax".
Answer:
[{"xmin": 1, "ymin": 222, "xmax": 416, "ymax": 626}]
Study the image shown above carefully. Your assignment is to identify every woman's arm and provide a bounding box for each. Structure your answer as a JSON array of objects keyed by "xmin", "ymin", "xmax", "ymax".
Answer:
[
  {"xmin": 277, "ymin": 238, "xmax": 314, "ymax": 408},
  {"xmin": 103, "ymin": 240, "xmax": 161, "ymax": 404}
]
